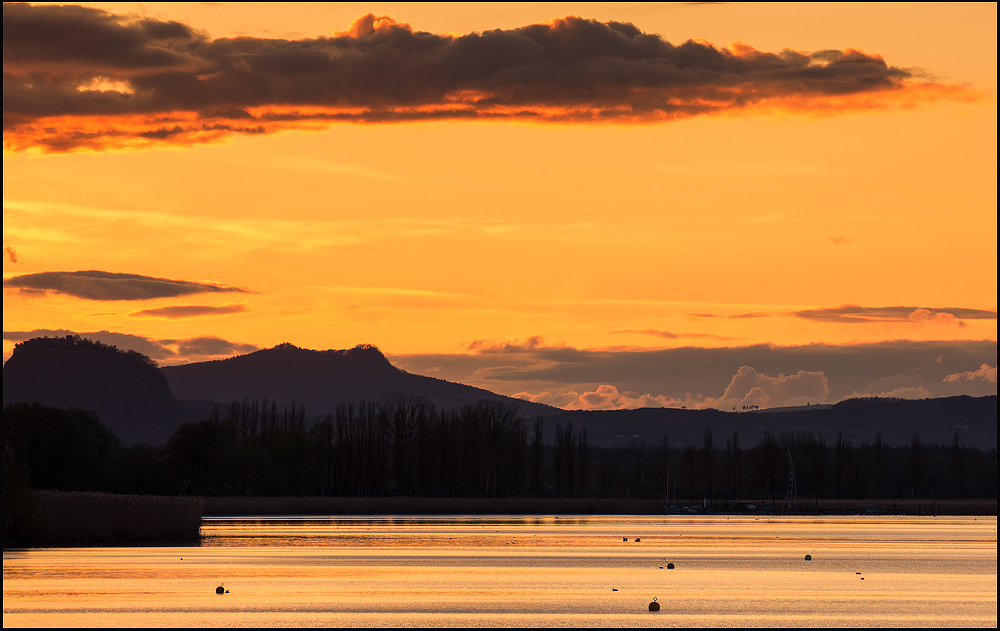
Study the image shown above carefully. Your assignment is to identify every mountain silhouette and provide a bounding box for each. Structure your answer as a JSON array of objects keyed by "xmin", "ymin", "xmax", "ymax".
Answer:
[
  {"xmin": 2, "ymin": 336, "xmax": 182, "ymax": 445},
  {"xmin": 5, "ymin": 337, "xmax": 993, "ymax": 450},
  {"xmin": 161, "ymin": 342, "xmax": 560, "ymax": 420}
]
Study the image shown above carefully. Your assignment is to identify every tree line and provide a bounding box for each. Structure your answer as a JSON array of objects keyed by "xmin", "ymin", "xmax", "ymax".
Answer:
[{"xmin": 4, "ymin": 399, "xmax": 996, "ymax": 503}]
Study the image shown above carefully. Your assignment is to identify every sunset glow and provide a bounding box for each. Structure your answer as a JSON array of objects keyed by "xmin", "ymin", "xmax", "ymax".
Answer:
[{"xmin": 3, "ymin": 2, "xmax": 996, "ymax": 410}]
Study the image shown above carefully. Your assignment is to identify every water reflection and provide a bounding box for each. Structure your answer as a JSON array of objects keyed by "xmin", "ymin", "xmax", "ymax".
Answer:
[{"xmin": 4, "ymin": 515, "xmax": 996, "ymax": 627}]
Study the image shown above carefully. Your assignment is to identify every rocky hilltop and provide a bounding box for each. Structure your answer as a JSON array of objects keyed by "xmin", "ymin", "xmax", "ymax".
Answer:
[
  {"xmin": 2, "ymin": 335, "xmax": 182, "ymax": 445},
  {"xmin": 161, "ymin": 342, "xmax": 559, "ymax": 420}
]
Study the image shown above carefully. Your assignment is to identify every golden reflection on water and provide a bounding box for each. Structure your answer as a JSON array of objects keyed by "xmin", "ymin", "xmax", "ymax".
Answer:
[{"xmin": 4, "ymin": 516, "xmax": 996, "ymax": 627}]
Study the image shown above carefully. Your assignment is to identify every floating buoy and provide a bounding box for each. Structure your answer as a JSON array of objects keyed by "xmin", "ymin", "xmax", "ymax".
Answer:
[
  {"xmin": 804, "ymin": 554, "xmax": 812, "ymax": 561},
  {"xmin": 667, "ymin": 562, "xmax": 675, "ymax": 569},
  {"xmin": 649, "ymin": 597, "xmax": 660, "ymax": 612},
  {"xmin": 216, "ymin": 584, "xmax": 225, "ymax": 594},
  {"xmin": 623, "ymin": 537, "xmax": 628, "ymax": 542}
]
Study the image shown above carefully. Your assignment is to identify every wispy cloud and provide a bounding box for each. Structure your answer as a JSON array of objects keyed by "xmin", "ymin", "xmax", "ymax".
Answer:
[
  {"xmin": 688, "ymin": 312, "xmax": 771, "ymax": 319},
  {"xmin": 610, "ymin": 328, "xmax": 738, "ymax": 341},
  {"xmin": 3, "ymin": 198, "xmax": 614, "ymax": 251},
  {"xmin": 130, "ymin": 303, "xmax": 249, "ymax": 318},
  {"xmin": 827, "ymin": 236, "xmax": 854, "ymax": 245},
  {"xmin": 4, "ymin": 5, "xmax": 977, "ymax": 152},
  {"xmin": 3, "ymin": 243, "xmax": 20, "ymax": 264},
  {"xmin": 792, "ymin": 305, "xmax": 996, "ymax": 325},
  {"xmin": 3, "ymin": 270, "xmax": 250, "ymax": 301}
]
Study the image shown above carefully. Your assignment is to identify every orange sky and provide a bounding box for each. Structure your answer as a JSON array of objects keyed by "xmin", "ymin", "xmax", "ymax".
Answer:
[{"xmin": 3, "ymin": 3, "xmax": 996, "ymax": 408}]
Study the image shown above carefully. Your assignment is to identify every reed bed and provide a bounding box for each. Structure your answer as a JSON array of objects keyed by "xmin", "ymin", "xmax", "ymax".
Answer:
[{"xmin": 13, "ymin": 491, "xmax": 203, "ymax": 544}]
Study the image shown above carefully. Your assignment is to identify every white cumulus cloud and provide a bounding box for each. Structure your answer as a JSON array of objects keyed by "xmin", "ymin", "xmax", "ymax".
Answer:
[{"xmin": 943, "ymin": 364, "xmax": 997, "ymax": 384}]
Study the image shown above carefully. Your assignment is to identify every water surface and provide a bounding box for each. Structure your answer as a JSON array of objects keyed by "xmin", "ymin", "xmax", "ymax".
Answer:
[{"xmin": 4, "ymin": 515, "xmax": 996, "ymax": 627}]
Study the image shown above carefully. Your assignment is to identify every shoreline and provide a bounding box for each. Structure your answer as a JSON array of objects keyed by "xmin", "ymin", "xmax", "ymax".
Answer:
[{"xmin": 202, "ymin": 496, "xmax": 997, "ymax": 517}]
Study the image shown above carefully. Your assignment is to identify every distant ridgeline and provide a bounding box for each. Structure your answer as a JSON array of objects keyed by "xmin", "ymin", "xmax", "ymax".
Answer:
[
  {"xmin": 546, "ymin": 394, "xmax": 998, "ymax": 452},
  {"xmin": 2, "ymin": 336, "xmax": 996, "ymax": 451}
]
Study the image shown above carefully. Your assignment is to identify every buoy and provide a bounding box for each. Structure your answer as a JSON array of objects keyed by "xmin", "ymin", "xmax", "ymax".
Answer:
[
  {"xmin": 649, "ymin": 597, "xmax": 660, "ymax": 612},
  {"xmin": 667, "ymin": 562, "xmax": 675, "ymax": 569},
  {"xmin": 623, "ymin": 537, "xmax": 628, "ymax": 542},
  {"xmin": 216, "ymin": 585, "xmax": 225, "ymax": 594},
  {"xmin": 804, "ymin": 554, "xmax": 812, "ymax": 561}
]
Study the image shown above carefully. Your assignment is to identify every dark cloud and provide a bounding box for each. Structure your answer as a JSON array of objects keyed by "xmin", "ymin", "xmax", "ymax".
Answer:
[
  {"xmin": 130, "ymin": 304, "xmax": 249, "ymax": 318},
  {"xmin": 3, "ymin": 245, "xmax": 19, "ymax": 264},
  {"xmin": 792, "ymin": 305, "xmax": 996, "ymax": 324},
  {"xmin": 3, "ymin": 5, "xmax": 968, "ymax": 152},
  {"xmin": 3, "ymin": 270, "xmax": 250, "ymax": 301},
  {"xmin": 3, "ymin": 329, "xmax": 258, "ymax": 364},
  {"xmin": 156, "ymin": 336, "xmax": 259, "ymax": 358},
  {"xmin": 465, "ymin": 336, "xmax": 548, "ymax": 353},
  {"xmin": 2, "ymin": 3, "xmax": 205, "ymax": 73}
]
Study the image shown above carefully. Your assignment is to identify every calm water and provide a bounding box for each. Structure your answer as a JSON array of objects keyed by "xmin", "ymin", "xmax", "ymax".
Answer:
[{"xmin": 4, "ymin": 515, "xmax": 996, "ymax": 627}]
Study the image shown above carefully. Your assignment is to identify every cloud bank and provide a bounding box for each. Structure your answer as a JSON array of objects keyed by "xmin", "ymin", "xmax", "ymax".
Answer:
[
  {"xmin": 390, "ymin": 337, "xmax": 998, "ymax": 410},
  {"xmin": 3, "ymin": 270, "xmax": 249, "ymax": 301},
  {"xmin": 3, "ymin": 5, "xmax": 974, "ymax": 152}
]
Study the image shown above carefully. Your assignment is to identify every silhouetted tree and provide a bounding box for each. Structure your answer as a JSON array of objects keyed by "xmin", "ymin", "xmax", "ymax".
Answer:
[
  {"xmin": 812, "ymin": 433, "xmax": 826, "ymax": 509},
  {"xmin": 910, "ymin": 431, "xmax": 923, "ymax": 498},
  {"xmin": 950, "ymin": 430, "xmax": 964, "ymax": 495},
  {"xmin": 531, "ymin": 417, "xmax": 544, "ymax": 494},
  {"xmin": 702, "ymin": 428, "xmax": 716, "ymax": 501},
  {"xmin": 761, "ymin": 430, "xmax": 780, "ymax": 502},
  {"xmin": 873, "ymin": 430, "xmax": 887, "ymax": 499}
]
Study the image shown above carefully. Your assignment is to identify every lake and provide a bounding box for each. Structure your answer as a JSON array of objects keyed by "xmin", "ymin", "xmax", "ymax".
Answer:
[{"xmin": 3, "ymin": 515, "xmax": 996, "ymax": 627}]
